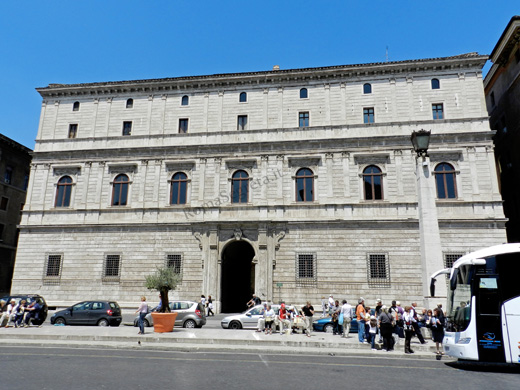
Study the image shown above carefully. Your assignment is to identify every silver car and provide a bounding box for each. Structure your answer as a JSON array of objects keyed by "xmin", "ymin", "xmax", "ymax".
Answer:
[
  {"xmin": 221, "ymin": 304, "xmax": 300, "ymax": 330},
  {"xmin": 134, "ymin": 301, "xmax": 206, "ymax": 329}
]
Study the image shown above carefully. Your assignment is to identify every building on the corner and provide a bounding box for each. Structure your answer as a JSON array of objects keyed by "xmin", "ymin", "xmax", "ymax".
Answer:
[
  {"xmin": 484, "ymin": 16, "xmax": 520, "ymax": 243},
  {"xmin": 11, "ymin": 53, "xmax": 506, "ymax": 311},
  {"xmin": 0, "ymin": 134, "xmax": 31, "ymax": 293}
]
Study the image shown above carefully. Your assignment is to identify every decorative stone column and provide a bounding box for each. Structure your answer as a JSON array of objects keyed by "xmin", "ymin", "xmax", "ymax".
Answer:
[{"xmin": 415, "ymin": 155, "xmax": 446, "ymax": 308}]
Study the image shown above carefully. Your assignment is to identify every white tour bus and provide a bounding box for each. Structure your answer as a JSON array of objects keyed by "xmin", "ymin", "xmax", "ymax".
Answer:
[{"xmin": 430, "ymin": 243, "xmax": 520, "ymax": 364}]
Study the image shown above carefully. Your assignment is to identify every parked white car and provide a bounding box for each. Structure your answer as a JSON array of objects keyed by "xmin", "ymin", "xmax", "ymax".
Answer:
[{"xmin": 220, "ymin": 304, "xmax": 301, "ymax": 330}]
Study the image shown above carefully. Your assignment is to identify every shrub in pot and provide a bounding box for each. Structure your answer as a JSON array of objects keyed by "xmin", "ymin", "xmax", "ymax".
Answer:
[{"xmin": 145, "ymin": 267, "xmax": 181, "ymax": 332}]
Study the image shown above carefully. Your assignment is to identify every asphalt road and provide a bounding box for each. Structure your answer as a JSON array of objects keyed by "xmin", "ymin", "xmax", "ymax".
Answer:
[{"xmin": 1, "ymin": 346, "xmax": 518, "ymax": 390}]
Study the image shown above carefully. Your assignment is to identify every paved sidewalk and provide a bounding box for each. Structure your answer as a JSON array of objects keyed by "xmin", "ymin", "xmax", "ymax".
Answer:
[{"xmin": 0, "ymin": 323, "xmax": 447, "ymax": 360}]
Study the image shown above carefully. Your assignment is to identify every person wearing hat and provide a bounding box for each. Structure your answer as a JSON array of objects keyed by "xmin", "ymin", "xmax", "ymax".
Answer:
[{"xmin": 277, "ymin": 303, "xmax": 291, "ymax": 335}]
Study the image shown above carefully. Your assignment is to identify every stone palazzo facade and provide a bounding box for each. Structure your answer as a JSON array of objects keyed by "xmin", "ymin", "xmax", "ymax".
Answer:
[{"xmin": 11, "ymin": 53, "xmax": 507, "ymax": 311}]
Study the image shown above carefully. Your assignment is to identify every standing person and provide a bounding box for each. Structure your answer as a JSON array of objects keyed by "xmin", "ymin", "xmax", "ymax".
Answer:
[
  {"xmin": 340, "ymin": 300, "xmax": 352, "ymax": 337},
  {"xmin": 332, "ymin": 300, "xmax": 341, "ymax": 335},
  {"xmin": 374, "ymin": 299, "xmax": 383, "ymax": 316},
  {"xmin": 301, "ymin": 301, "xmax": 314, "ymax": 338},
  {"xmin": 368, "ymin": 315, "xmax": 378, "ymax": 350},
  {"xmin": 403, "ymin": 306, "xmax": 415, "ymax": 354},
  {"xmin": 321, "ymin": 297, "xmax": 328, "ymax": 317},
  {"xmin": 135, "ymin": 296, "xmax": 148, "ymax": 335},
  {"xmin": 364, "ymin": 306, "xmax": 371, "ymax": 339},
  {"xmin": 200, "ymin": 295, "xmax": 206, "ymax": 307},
  {"xmin": 207, "ymin": 296, "xmax": 214, "ymax": 316},
  {"xmin": 430, "ymin": 307, "xmax": 445, "ymax": 355},
  {"xmin": 410, "ymin": 302, "xmax": 427, "ymax": 344},
  {"xmin": 378, "ymin": 306, "xmax": 395, "ymax": 351},
  {"xmin": 328, "ymin": 295, "xmax": 335, "ymax": 316},
  {"xmin": 356, "ymin": 298, "xmax": 367, "ymax": 343},
  {"xmin": 264, "ymin": 304, "xmax": 275, "ymax": 335}
]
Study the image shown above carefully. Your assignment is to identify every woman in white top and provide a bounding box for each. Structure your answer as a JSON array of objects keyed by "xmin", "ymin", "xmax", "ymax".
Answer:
[
  {"xmin": 135, "ymin": 296, "xmax": 149, "ymax": 335},
  {"xmin": 264, "ymin": 305, "xmax": 275, "ymax": 335},
  {"xmin": 403, "ymin": 306, "xmax": 415, "ymax": 354}
]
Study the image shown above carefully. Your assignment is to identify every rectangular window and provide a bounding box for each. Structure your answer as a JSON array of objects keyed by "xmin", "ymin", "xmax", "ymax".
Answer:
[
  {"xmin": 103, "ymin": 254, "xmax": 121, "ymax": 280},
  {"xmin": 0, "ymin": 224, "xmax": 4, "ymax": 240},
  {"xmin": 166, "ymin": 253, "xmax": 182, "ymax": 275},
  {"xmin": 367, "ymin": 253, "xmax": 390, "ymax": 288},
  {"xmin": 298, "ymin": 112, "xmax": 309, "ymax": 127},
  {"xmin": 237, "ymin": 115, "xmax": 248, "ymax": 130},
  {"xmin": 122, "ymin": 121, "xmax": 132, "ymax": 136},
  {"xmin": 179, "ymin": 118, "xmax": 189, "ymax": 133},
  {"xmin": 444, "ymin": 253, "xmax": 464, "ymax": 269},
  {"xmin": 68, "ymin": 124, "xmax": 78, "ymax": 139},
  {"xmin": 432, "ymin": 103, "xmax": 444, "ymax": 120},
  {"xmin": 0, "ymin": 197, "xmax": 8, "ymax": 211},
  {"xmin": 4, "ymin": 166, "xmax": 13, "ymax": 184},
  {"xmin": 23, "ymin": 174, "xmax": 29, "ymax": 191},
  {"xmin": 296, "ymin": 253, "xmax": 316, "ymax": 280},
  {"xmin": 43, "ymin": 254, "xmax": 62, "ymax": 285},
  {"xmin": 363, "ymin": 107, "xmax": 375, "ymax": 124}
]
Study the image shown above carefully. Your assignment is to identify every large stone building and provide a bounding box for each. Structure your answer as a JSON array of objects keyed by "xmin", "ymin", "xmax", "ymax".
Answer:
[
  {"xmin": 0, "ymin": 134, "xmax": 31, "ymax": 293},
  {"xmin": 484, "ymin": 16, "xmax": 520, "ymax": 243},
  {"xmin": 11, "ymin": 53, "xmax": 506, "ymax": 311}
]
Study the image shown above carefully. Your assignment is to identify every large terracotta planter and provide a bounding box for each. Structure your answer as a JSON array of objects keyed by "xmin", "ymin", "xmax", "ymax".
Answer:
[{"xmin": 151, "ymin": 312, "xmax": 178, "ymax": 333}]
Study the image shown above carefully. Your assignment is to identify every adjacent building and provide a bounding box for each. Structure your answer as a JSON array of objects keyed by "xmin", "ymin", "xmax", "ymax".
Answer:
[
  {"xmin": 484, "ymin": 16, "xmax": 520, "ymax": 243},
  {"xmin": 0, "ymin": 134, "xmax": 31, "ymax": 293},
  {"xmin": 11, "ymin": 53, "xmax": 506, "ymax": 311}
]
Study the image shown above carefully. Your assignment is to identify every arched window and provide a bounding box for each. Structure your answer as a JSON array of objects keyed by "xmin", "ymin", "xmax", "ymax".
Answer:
[
  {"xmin": 295, "ymin": 168, "xmax": 314, "ymax": 202},
  {"xmin": 112, "ymin": 174, "xmax": 130, "ymax": 206},
  {"xmin": 434, "ymin": 163, "xmax": 457, "ymax": 199},
  {"xmin": 431, "ymin": 78, "xmax": 440, "ymax": 90},
  {"xmin": 239, "ymin": 92, "xmax": 247, "ymax": 103},
  {"xmin": 181, "ymin": 95, "xmax": 189, "ymax": 106},
  {"xmin": 363, "ymin": 83, "xmax": 372, "ymax": 94},
  {"xmin": 300, "ymin": 88, "xmax": 308, "ymax": 99},
  {"xmin": 73, "ymin": 101, "xmax": 80, "ymax": 111},
  {"xmin": 126, "ymin": 98, "xmax": 134, "ymax": 108},
  {"xmin": 231, "ymin": 170, "xmax": 249, "ymax": 203},
  {"xmin": 170, "ymin": 172, "xmax": 188, "ymax": 205},
  {"xmin": 55, "ymin": 176, "xmax": 73, "ymax": 207},
  {"xmin": 363, "ymin": 166, "xmax": 383, "ymax": 200}
]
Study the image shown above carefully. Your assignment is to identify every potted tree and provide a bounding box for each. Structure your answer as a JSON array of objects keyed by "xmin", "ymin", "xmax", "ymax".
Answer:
[{"xmin": 145, "ymin": 267, "xmax": 181, "ymax": 333}]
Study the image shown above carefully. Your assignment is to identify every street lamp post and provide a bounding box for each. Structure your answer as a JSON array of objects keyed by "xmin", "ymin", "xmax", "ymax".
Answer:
[{"xmin": 411, "ymin": 130, "xmax": 447, "ymax": 308}]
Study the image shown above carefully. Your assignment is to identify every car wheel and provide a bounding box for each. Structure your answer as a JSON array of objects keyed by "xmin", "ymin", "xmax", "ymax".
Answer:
[
  {"xmin": 97, "ymin": 318, "xmax": 109, "ymax": 327},
  {"xmin": 55, "ymin": 317, "xmax": 66, "ymax": 325},
  {"xmin": 323, "ymin": 323, "xmax": 333, "ymax": 333},
  {"xmin": 144, "ymin": 319, "xmax": 150, "ymax": 327},
  {"xmin": 229, "ymin": 321, "xmax": 242, "ymax": 330},
  {"xmin": 184, "ymin": 319, "xmax": 196, "ymax": 329}
]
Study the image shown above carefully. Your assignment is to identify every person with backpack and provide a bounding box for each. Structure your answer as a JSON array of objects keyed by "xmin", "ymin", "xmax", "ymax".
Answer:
[
  {"xmin": 403, "ymin": 306, "xmax": 415, "ymax": 354},
  {"xmin": 378, "ymin": 306, "xmax": 395, "ymax": 351}
]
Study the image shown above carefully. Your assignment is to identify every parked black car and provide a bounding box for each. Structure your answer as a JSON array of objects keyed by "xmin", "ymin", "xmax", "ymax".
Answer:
[
  {"xmin": 0, "ymin": 294, "xmax": 48, "ymax": 326},
  {"xmin": 50, "ymin": 301, "xmax": 122, "ymax": 326}
]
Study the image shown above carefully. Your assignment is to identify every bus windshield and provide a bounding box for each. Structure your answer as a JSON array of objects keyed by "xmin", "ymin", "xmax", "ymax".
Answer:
[{"xmin": 446, "ymin": 264, "xmax": 473, "ymax": 332}]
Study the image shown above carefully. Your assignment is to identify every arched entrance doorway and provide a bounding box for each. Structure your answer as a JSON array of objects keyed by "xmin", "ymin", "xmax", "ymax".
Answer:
[{"xmin": 220, "ymin": 241, "xmax": 255, "ymax": 313}]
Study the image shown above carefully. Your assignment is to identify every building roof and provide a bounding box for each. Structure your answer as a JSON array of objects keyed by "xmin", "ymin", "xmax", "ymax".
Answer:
[
  {"xmin": 36, "ymin": 53, "xmax": 488, "ymax": 98},
  {"xmin": 489, "ymin": 16, "xmax": 520, "ymax": 64}
]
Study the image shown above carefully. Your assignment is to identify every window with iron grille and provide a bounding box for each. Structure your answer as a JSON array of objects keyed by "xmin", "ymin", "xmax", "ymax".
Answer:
[
  {"xmin": 296, "ymin": 253, "xmax": 316, "ymax": 280},
  {"xmin": 43, "ymin": 254, "xmax": 62, "ymax": 285},
  {"xmin": 166, "ymin": 253, "xmax": 182, "ymax": 275},
  {"xmin": 444, "ymin": 253, "xmax": 464, "ymax": 269},
  {"xmin": 103, "ymin": 254, "xmax": 121, "ymax": 280},
  {"xmin": 367, "ymin": 253, "xmax": 390, "ymax": 288}
]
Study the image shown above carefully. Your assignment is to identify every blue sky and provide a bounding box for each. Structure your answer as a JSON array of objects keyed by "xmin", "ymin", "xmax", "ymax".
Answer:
[{"xmin": 1, "ymin": 1, "xmax": 518, "ymax": 149}]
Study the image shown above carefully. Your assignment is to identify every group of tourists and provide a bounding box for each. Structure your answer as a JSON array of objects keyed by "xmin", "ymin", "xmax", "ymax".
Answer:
[
  {"xmin": 323, "ymin": 296, "xmax": 446, "ymax": 355},
  {"xmin": 254, "ymin": 301, "xmax": 315, "ymax": 338},
  {"xmin": 0, "ymin": 298, "xmax": 43, "ymax": 328}
]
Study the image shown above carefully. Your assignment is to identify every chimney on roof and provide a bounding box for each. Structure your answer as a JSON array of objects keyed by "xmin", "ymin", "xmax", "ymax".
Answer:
[{"xmin": 272, "ymin": 65, "xmax": 280, "ymax": 70}]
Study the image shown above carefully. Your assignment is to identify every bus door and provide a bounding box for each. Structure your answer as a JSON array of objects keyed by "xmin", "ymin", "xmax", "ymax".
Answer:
[{"xmin": 475, "ymin": 274, "xmax": 506, "ymax": 363}]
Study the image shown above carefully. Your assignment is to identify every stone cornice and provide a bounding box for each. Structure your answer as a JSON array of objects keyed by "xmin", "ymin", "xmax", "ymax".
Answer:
[
  {"xmin": 30, "ymin": 130, "xmax": 495, "ymax": 163},
  {"xmin": 36, "ymin": 53, "xmax": 488, "ymax": 99}
]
